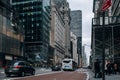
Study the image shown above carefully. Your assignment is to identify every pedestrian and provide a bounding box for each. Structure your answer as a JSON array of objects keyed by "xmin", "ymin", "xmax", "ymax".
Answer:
[
  {"xmin": 111, "ymin": 62, "xmax": 114, "ymax": 74},
  {"xmin": 105, "ymin": 62, "xmax": 107, "ymax": 75},
  {"xmin": 118, "ymin": 64, "xmax": 120, "ymax": 74},
  {"xmin": 94, "ymin": 59, "xmax": 100, "ymax": 78},
  {"xmin": 114, "ymin": 63, "xmax": 118, "ymax": 74},
  {"xmin": 106, "ymin": 61, "xmax": 112, "ymax": 75}
]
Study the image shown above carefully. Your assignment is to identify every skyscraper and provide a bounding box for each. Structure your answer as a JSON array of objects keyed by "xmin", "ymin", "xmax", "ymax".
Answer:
[
  {"xmin": 70, "ymin": 10, "xmax": 82, "ymax": 66},
  {"xmin": 50, "ymin": 0, "xmax": 66, "ymax": 66},
  {"xmin": 12, "ymin": 0, "xmax": 51, "ymax": 64},
  {"xmin": 54, "ymin": 0, "xmax": 71, "ymax": 57},
  {"xmin": 0, "ymin": 0, "xmax": 24, "ymax": 67}
]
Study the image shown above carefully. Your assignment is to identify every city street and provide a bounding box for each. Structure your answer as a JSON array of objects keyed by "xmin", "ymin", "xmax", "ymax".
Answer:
[
  {"xmin": 0, "ymin": 67, "xmax": 52, "ymax": 80},
  {"xmin": 1, "ymin": 68, "xmax": 120, "ymax": 80},
  {"xmin": 0, "ymin": 0, "xmax": 120, "ymax": 80},
  {"xmin": 14, "ymin": 72, "xmax": 86, "ymax": 80},
  {"xmin": 0, "ymin": 68, "xmax": 88, "ymax": 80}
]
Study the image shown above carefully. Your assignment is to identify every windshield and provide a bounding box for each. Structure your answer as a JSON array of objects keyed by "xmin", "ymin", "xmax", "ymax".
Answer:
[{"xmin": 63, "ymin": 60, "xmax": 71, "ymax": 63}]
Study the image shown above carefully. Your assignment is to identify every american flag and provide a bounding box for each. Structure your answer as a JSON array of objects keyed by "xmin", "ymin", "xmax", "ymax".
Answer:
[{"xmin": 101, "ymin": 0, "xmax": 111, "ymax": 11}]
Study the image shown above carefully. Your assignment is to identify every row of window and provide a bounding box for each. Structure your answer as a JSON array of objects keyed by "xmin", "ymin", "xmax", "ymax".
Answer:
[
  {"xmin": 0, "ymin": 33, "xmax": 21, "ymax": 55},
  {"xmin": 0, "ymin": 5, "xmax": 23, "ymax": 56}
]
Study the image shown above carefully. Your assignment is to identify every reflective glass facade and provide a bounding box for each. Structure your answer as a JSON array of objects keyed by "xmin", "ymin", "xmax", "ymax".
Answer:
[
  {"xmin": 0, "ymin": 0, "xmax": 24, "ymax": 67},
  {"xmin": 12, "ymin": 0, "xmax": 51, "ymax": 62}
]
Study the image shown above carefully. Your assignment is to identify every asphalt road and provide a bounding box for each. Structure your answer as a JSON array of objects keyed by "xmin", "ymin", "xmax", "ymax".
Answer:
[
  {"xmin": 0, "ymin": 68, "xmax": 52, "ymax": 80},
  {"xmin": 14, "ymin": 71, "xmax": 87, "ymax": 80},
  {"xmin": 0, "ymin": 68, "xmax": 89, "ymax": 80}
]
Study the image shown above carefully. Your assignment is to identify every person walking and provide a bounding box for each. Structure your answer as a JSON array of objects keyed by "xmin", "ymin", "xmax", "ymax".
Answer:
[
  {"xmin": 94, "ymin": 59, "xmax": 100, "ymax": 78},
  {"xmin": 114, "ymin": 63, "xmax": 118, "ymax": 74},
  {"xmin": 106, "ymin": 61, "xmax": 112, "ymax": 75},
  {"xmin": 105, "ymin": 62, "xmax": 108, "ymax": 75}
]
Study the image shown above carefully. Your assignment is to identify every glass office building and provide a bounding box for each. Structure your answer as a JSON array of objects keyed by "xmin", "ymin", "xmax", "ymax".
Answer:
[
  {"xmin": 70, "ymin": 10, "xmax": 82, "ymax": 66},
  {"xmin": 12, "ymin": 0, "xmax": 51, "ymax": 64},
  {"xmin": 0, "ymin": 0, "xmax": 24, "ymax": 67}
]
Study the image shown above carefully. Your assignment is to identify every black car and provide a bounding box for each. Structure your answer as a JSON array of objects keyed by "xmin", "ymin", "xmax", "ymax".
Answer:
[
  {"xmin": 4, "ymin": 61, "xmax": 35, "ymax": 77},
  {"xmin": 51, "ymin": 65, "xmax": 61, "ymax": 71}
]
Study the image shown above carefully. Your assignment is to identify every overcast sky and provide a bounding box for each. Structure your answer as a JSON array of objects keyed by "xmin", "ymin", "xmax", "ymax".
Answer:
[{"xmin": 67, "ymin": 0, "xmax": 94, "ymax": 64}]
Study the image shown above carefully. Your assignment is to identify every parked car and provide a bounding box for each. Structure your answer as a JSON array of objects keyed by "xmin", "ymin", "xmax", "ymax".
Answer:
[
  {"xmin": 4, "ymin": 60, "xmax": 35, "ymax": 77},
  {"xmin": 51, "ymin": 65, "xmax": 61, "ymax": 71}
]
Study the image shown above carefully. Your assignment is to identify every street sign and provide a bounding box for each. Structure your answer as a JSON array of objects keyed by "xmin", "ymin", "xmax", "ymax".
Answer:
[{"xmin": 102, "ymin": 0, "xmax": 111, "ymax": 11}]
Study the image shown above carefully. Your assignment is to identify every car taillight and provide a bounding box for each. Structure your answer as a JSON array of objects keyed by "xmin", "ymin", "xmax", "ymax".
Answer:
[{"xmin": 15, "ymin": 66, "xmax": 22, "ymax": 68}]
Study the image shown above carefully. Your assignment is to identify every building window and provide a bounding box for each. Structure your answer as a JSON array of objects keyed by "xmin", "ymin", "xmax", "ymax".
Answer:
[
  {"xmin": 23, "ymin": 19, "xmax": 25, "ymax": 22},
  {"xmin": 32, "ymin": 18, "xmax": 34, "ymax": 21},
  {"xmin": 23, "ymin": 14, "xmax": 25, "ymax": 16},
  {"xmin": 32, "ymin": 30, "xmax": 33, "ymax": 33},
  {"xmin": 23, "ymin": 25, "xmax": 24, "ymax": 28},
  {"xmin": 32, "ymin": 24, "xmax": 33, "ymax": 27},
  {"xmin": 37, "ymin": 23, "xmax": 39, "ymax": 26},
  {"xmin": 32, "ymin": 36, "xmax": 34, "ymax": 39}
]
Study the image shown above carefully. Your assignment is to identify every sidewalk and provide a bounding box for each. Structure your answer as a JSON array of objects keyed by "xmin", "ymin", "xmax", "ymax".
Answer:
[
  {"xmin": 88, "ymin": 69, "xmax": 120, "ymax": 80},
  {"xmin": 0, "ymin": 67, "xmax": 4, "ymax": 73}
]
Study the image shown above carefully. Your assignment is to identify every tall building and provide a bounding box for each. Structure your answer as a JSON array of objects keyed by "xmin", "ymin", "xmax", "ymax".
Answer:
[
  {"xmin": 111, "ymin": 0, "xmax": 120, "ymax": 18},
  {"xmin": 50, "ymin": 0, "xmax": 65, "ymax": 66},
  {"xmin": 92, "ymin": 0, "xmax": 120, "ymax": 69},
  {"xmin": 110, "ymin": 0, "xmax": 120, "ymax": 63},
  {"xmin": 0, "ymin": 0, "xmax": 24, "ymax": 67},
  {"xmin": 82, "ymin": 46, "xmax": 87, "ymax": 67},
  {"xmin": 54, "ymin": 0, "xmax": 71, "ymax": 58},
  {"xmin": 12, "ymin": 0, "xmax": 51, "ymax": 64},
  {"xmin": 70, "ymin": 32, "xmax": 78, "ymax": 64},
  {"xmin": 70, "ymin": 10, "xmax": 82, "ymax": 66}
]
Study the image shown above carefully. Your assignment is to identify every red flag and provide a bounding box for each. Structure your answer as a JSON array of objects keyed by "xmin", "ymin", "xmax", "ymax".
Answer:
[{"xmin": 102, "ymin": 0, "xmax": 111, "ymax": 11}]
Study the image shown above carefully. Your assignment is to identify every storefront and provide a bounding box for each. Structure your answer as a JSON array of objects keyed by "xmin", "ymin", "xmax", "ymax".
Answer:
[
  {"xmin": 0, "ymin": 52, "xmax": 26, "ymax": 67},
  {"xmin": 0, "ymin": 53, "xmax": 12, "ymax": 67}
]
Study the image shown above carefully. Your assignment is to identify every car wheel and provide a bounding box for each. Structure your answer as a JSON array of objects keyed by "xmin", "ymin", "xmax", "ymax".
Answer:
[
  {"xmin": 6, "ymin": 74, "xmax": 10, "ymax": 77},
  {"xmin": 31, "ymin": 71, "xmax": 35, "ymax": 75},
  {"xmin": 21, "ymin": 71, "xmax": 25, "ymax": 77}
]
